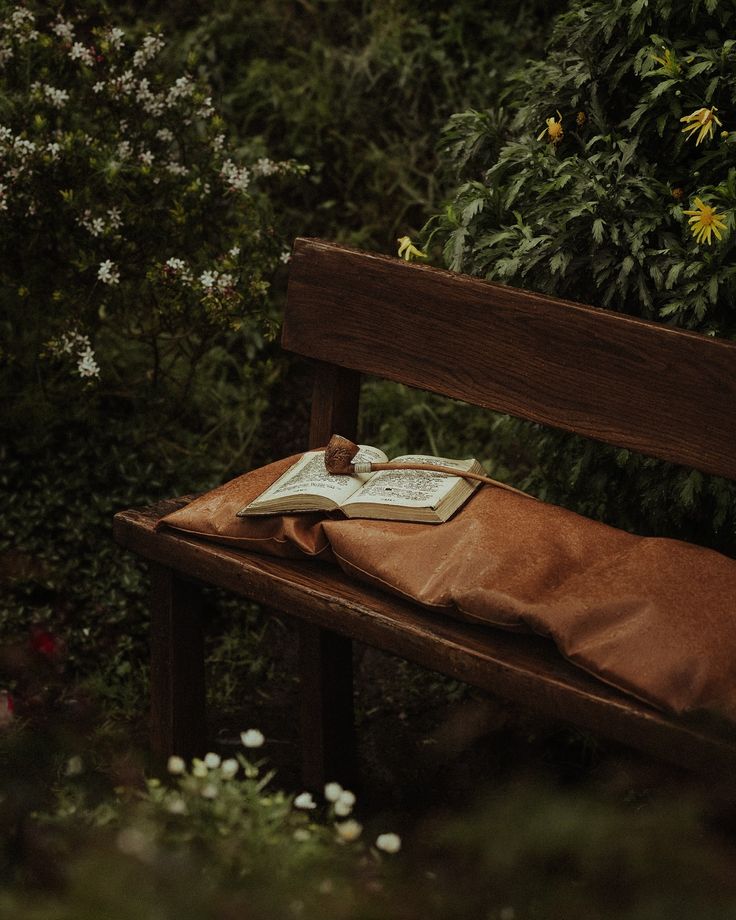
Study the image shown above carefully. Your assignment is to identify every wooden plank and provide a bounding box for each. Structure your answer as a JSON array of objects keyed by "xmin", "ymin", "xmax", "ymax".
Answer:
[
  {"xmin": 149, "ymin": 563, "xmax": 207, "ymax": 765},
  {"xmin": 283, "ymin": 238, "xmax": 736, "ymax": 481},
  {"xmin": 115, "ymin": 506, "xmax": 736, "ymax": 779}
]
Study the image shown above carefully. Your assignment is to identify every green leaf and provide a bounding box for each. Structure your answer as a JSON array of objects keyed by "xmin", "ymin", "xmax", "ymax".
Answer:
[{"xmin": 592, "ymin": 218, "xmax": 605, "ymax": 243}]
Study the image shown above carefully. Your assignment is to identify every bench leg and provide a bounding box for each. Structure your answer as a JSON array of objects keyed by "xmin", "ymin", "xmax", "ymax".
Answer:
[
  {"xmin": 149, "ymin": 563, "xmax": 207, "ymax": 766},
  {"xmin": 299, "ymin": 622, "xmax": 356, "ymax": 791}
]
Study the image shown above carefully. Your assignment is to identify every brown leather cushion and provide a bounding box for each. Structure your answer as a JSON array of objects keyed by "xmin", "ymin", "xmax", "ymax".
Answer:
[
  {"xmin": 157, "ymin": 454, "xmax": 333, "ymax": 561},
  {"xmin": 157, "ymin": 458, "xmax": 736, "ymax": 722}
]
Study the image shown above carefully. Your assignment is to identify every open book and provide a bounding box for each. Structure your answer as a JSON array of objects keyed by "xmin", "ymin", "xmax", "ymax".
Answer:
[{"xmin": 236, "ymin": 445, "xmax": 484, "ymax": 524}]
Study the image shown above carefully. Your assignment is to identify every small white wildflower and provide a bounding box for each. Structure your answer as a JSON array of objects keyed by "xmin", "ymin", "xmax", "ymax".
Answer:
[
  {"xmin": 139, "ymin": 149, "xmax": 154, "ymax": 167},
  {"xmin": 324, "ymin": 782, "xmax": 343, "ymax": 802},
  {"xmin": 204, "ymin": 752, "xmax": 221, "ymax": 769},
  {"xmin": 294, "ymin": 791, "xmax": 316, "ymax": 810},
  {"xmin": 335, "ymin": 819, "xmax": 362, "ymax": 843},
  {"xmin": 107, "ymin": 207, "xmax": 122, "ymax": 230},
  {"xmin": 293, "ymin": 828, "xmax": 311, "ymax": 842},
  {"xmin": 240, "ymin": 728, "xmax": 264, "ymax": 748},
  {"xmin": 77, "ymin": 347, "xmax": 100, "ymax": 379},
  {"xmin": 46, "ymin": 142, "xmax": 61, "ymax": 160},
  {"xmin": 212, "ymin": 133, "xmax": 225, "ymax": 152},
  {"xmin": 166, "ymin": 161, "xmax": 188, "ymax": 176},
  {"xmin": 133, "ymin": 33, "xmax": 165, "ymax": 69},
  {"xmin": 280, "ymin": 249, "xmax": 292, "ymax": 264},
  {"xmin": 199, "ymin": 270, "xmax": 216, "ymax": 289},
  {"xmin": 375, "ymin": 832, "xmax": 401, "ymax": 854},
  {"xmin": 52, "ymin": 19, "xmax": 75, "ymax": 43},
  {"xmin": 156, "ymin": 127, "xmax": 174, "ymax": 143},
  {"xmin": 167, "ymin": 755, "xmax": 186, "ymax": 775},
  {"xmin": 228, "ymin": 245, "xmax": 240, "ymax": 258},
  {"xmin": 166, "ymin": 75, "xmax": 195, "ymax": 106},
  {"xmin": 221, "ymin": 758, "xmax": 239, "ymax": 779},
  {"xmin": 97, "ymin": 260, "xmax": 120, "ymax": 285},
  {"xmin": 69, "ymin": 42, "xmax": 95, "ymax": 66},
  {"xmin": 92, "ymin": 81, "xmax": 105, "ymax": 94},
  {"xmin": 201, "ymin": 782, "xmax": 218, "ymax": 799},
  {"xmin": 253, "ymin": 157, "xmax": 277, "ymax": 177},
  {"xmin": 191, "ymin": 758, "xmax": 208, "ymax": 778},
  {"xmin": 220, "ymin": 158, "xmax": 250, "ymax": 193},
  {"xmin": 334, "ymin": 790, "xmax": 356, "ymax": 817},
  {"xmin": 106, "ymin": 27, "xmax": 125, "ymax": 50},
  {"xmin": 43, "ymin": 85, "xmax": 69, "ymax": 108}
]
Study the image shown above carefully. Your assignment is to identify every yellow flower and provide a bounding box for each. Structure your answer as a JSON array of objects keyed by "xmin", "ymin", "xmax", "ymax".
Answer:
[
  {"xmin": 682, "ymin": 197, "xmax": 727, "ymax": 245},
  {"xmin": 651, "ymin": 47, "xmax": 680, "ymax": 76},
  {"xmin": 397, "ymin": 236, "xmax": 427, "ymax": 261},
  {"xmin": 576, "ymin": 111, "xmax": 586, "ymax": 127},
  {"xmin": 680, "ymin": 107, "xmax": 722, "ymax": 146},
  {"xmin": 537, "ymin": 110, "xmax": 564, "ymax": 145}
]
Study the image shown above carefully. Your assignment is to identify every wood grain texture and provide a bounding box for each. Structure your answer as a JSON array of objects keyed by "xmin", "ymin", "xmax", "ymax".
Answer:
[
  {"xmin": 149, "ymin": 563, "xmax": 207, "ymax": 764},
  {"xmin": 283, "ymin": 238, "xmax": 736, "ymax": 480},
  {"xmin": 115, "ymin": 505, "xmax": 736, "ymax": 778}
]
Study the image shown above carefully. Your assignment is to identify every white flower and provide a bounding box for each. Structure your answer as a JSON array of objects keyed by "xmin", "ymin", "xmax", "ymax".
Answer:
[
  {"xmin": 253, "ymin": 157, "xmax": 277, "ymax": 177},
  {"xmin": 204, "ymin": 752, "xmax": 221, "ymax": 769},
  {"xmin": 107, "ymin": 207, "xmax": 122, "ymax": 230},
  {"xmin": 335, "ymin": 819, "xmax": 362, "ymax": 843},
  {"xmin": 106, "ymin": 27, "xmax": 125, "ymax": 50},
  {"xmin": 46, "ymin": 142, "xmax": 61, "ymax": 160},
  {"xmin": 133, "ymin": 33, "xmax": 165, "ymax": 69},
  {"xmin": 294, "ymin": 791, "xmax": 316, "ymax": 810},
  {"xmin": 52, "ymin": 19, "xmax": 75, "ymax": 43},
  {"xmin": 156, "ymin": 128, "xmax": 174, "ymax": 143},
  {"xmin": 77, "ymin": 347, "xmax": 100, "ymax": 379},
  {"xmin": 139, "ymin": 149, "xmax": 154, "ymax": 167},
  {"xmin": 228, "ymin": 245, "xmax": 240, "ymax": 258},
  {"xmin": 220, "ymin": 158, "xmax": 250, "ymax": 193},
  {"xmin": 375, "ymin": 832, "xmax": 401, "ymax": 854},
  {"xmin": 240, "ymin": 728, "xmax": 264, "ymax": 748},
  {"xmin": 201, "ymin": 782, "xmax": 218, "ymax": 799},
  {"xmin": 43, "ymin": 85, "xmax": 69, "ymax": 108},
  {"xmin": 199, "ymin": 270, "xmax": 216, "ymax": 289},
  {"xmin": 166, "ymin": 161, "xmax": 188, "ymax": 176},
  {"xmin": 280, "ymin": 250, "xmax": 292, "ymax": 264},
  {"xmin": 97, "ymin": 260, "xmax": 120, "ymax": 285},
  {"xmin": 167, "ymin": 755, "xmax": 186, "ymax": 775},
  {"xmin": 220, "ymin": 758, "xmax": 238, "ymax": 779},
  {"xmin": 334, "ymin": 791, "xmax": 355, "ymax": 817},
  {"xmin": 324, "ymin": 782, "xmax": 343, "ymax": 802},
  {"xmin": 212, "ymin": 133, "xmax": 225, "ymax": 152},
  {"xmin": 191, "ymin": 758, "xmax": 208, "ymax": 778},
  {"xmin": 92, "ymin": 81, "xmax": 105, "ymax": 94},
  {"xmin": 69, "ymin": 42, "xmax": 95, "ymax": 66}
]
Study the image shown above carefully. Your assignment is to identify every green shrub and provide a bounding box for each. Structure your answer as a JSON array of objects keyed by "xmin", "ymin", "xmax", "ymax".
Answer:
[
  {"xmin": 167, "ymin": 0, "xmax": 562, "ymax": 251},
  {"xmin": 429, "ymin": 0, "xmax": 736, "ymax": 551}
]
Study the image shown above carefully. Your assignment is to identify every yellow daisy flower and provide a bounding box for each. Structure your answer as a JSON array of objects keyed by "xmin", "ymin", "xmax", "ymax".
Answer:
[
  {"xmin": 682, "ymin": 197, "xmax": 727, "ymax": 245},
  {"xmin": 680, "ymin": 106, "xmax": 722, "ymax": 146},
  {"xmin": 397, "ymin": 236, "xmax": 427, "ymax": 261},
  {"xmin": 651, "ymin": 47, "xmax": 680, "ymax": 76},
  {"xmin": 537, "ymin": 110, "xmax": 564, "ymax": 145}
]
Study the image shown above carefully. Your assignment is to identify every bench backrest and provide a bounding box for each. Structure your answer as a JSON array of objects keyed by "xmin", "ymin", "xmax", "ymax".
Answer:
[{"xmin": 282, "ymin": 237, "xmax": 736, "ymax": 481}]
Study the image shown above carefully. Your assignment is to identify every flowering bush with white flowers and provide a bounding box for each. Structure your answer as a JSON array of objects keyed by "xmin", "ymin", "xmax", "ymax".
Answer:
[{"xmin": 0, "ymin": 1, "xmax": 302, "ymax": 434}]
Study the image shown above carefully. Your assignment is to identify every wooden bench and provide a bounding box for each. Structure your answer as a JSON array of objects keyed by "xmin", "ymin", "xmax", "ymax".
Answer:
[{"xmin": 113, "ymin": 237, "xmax": 736, "ymax": 785}]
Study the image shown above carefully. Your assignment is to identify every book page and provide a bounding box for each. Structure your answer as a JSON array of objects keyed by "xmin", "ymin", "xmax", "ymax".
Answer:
[
  {"xmin": 248, "ymin": 445, "xmax": 388, "ymax": 508},
  {"xmin": 342, "ymin": 455, "xmax": 473, "ymax": 509}
]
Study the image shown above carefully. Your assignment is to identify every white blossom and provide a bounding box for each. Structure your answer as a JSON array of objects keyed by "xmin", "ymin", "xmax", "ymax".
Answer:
[
  {"xmin": 324, "ymin": 782, "xmax": 343, "ymax": 803},
  {"xmin": 166, "ymin": 161, "xmax": 188, "ymax": 177},
  {"xmin": 294, "ymin": 792, "xmax": 316, "ymax": 810},
  {"xmin": 156, "ymin": 127, "xmax": 174, "ymax": 143},
  {"xmin": 52, "ymin": 19, "xmax": 75, "ymax": 43},
  {"xmin": 166, "ymin": 75, "xmax": 195, "ymax": 106},
  {"xmin": 43, "ymin": 85, "xmax": 69, "ymax": 108},
  {"xmin": 106, "ymin": 27, "xmax": 125, "ymax": 50},
  {"xmin": 46, "ymin": 142, "xmax": 61, "ymax": 160},
  {"xmin": 280, "ymin": 250, "xmax": 292, "ymax": 264},
  {"xmin": 204, "ymin": 752, "xmax": 221, "ymax": 769},
  {"xmin": 191, "ymin": 758, "xmax": 208, "ymax": 778},
  {"xmin": 199, "ymin": 270, "xmax": 216, "ymax": 289},
  {"xmin": 335, "ymin": 819, "xmax": 362, "ymax": 842},
  {"xmin": 65, "ymin": 755, "xmax": 84, "ymax": 776},
  {"xmin": 139, "ymin": 149, "xmax": 154, "ymax": 167},
  {"xmin": 77, "ymin": 346, "xmax": 100, "ymax": 379},
  {"xmin": 220, "ymin": 158, "xmax": 250, "ymax": 193},
  {"xmin": 69, "ymin": 42, "xmax": 95, "ymax": 66},
  {"xmin": 92, "ymin": 81, "xmax": 105, "ymax": 94},
  {"xmin": 253, "ymin": 157, "xmax": 277, "ymax": 177},
  {"xmin": 240, "ymin": 728, "xmax": 265, "ymax": 748},
  {"xmin": 375, "ymin": 832, "xmax": 401, "ymax": 854},
  {"xmin": 220, "ymin": 758, "xmax": 239, "ymax": 779},
  {"xmin": 97, "ymin": 260, "xmax": 120, "ymax": 285},
  {"xmin": 167, "ymin": 755, "xmax": 186, "ymax": 775},
  {"xmin": 133, "ymin": 33, "xmax": 165, "ymax": 69},
  {"xmin": 228, "ymin": 245, "xmax": 240, "ymax": 258}
]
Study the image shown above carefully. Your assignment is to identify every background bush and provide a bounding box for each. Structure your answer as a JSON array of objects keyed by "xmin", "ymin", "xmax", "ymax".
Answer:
[{"xmin": 428, "ymin": 0, "xmax": 736, "ymax": 553}]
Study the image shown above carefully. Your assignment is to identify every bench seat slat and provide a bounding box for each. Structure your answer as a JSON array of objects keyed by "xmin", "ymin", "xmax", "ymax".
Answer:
[
  {"xmin": 283, "ymin": 238, "xmax": 736, "ymax": 480},
  {"xmin": 114, "ymin": 503, "xmax": 736, "ymax": 778}
]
